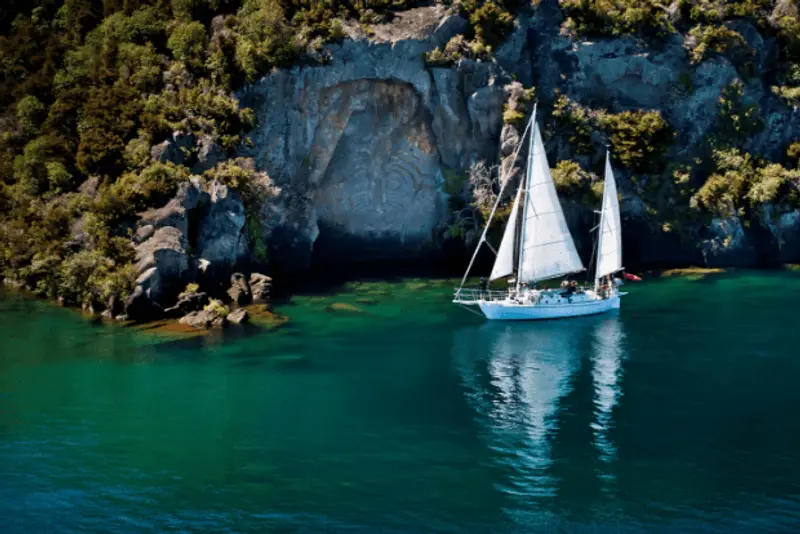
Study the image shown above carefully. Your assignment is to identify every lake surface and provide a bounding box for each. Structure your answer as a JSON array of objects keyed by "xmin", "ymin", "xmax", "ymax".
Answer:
[{"xmin": 2, "ymin": 270, "xmax": 800, "ymax": 533}]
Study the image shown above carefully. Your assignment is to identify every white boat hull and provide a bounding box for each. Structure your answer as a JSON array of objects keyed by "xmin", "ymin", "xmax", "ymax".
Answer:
[{"xmin": 478, "ymin": 294, "xmax": 622, "ymax": 321}]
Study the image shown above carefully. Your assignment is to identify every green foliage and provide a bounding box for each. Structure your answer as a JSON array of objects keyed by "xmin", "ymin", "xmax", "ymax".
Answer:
[
  {"xmin": 693, "ymin": 148, "xmax": 800, "ymax": 217},
  {"xmin": 552, "ymin": 92, "xmax": 594, "ymax": 154},
  {"xmin": 234, "ymin": 0, "xmax": 296, "ymax": 82},
  {"xmin": 685, "ymin": 24, "xmax": 752, "ymax": 67},
  {"xmin": 16, "ymin": 95, "xmax": 46, "ymax": 137},
  {"xmin": 203, "ymin": 158, "xmax": 279, "ymax": 266},
  {"xmin": 469, "ymin": 1, "xmax": 514, "ymax": 51},
  {"xmin": 111, "ymin": 161, "xmax": 189, "ymax": 213},
  {"xmin": 442, "ymin": 169, "xmax": 469, "ymax": 197},
  {"xmin": 168, "ymin": 21, "xmax": 207, "ymax": 69},
  {"xmin": 560, "ymin": 0, "xmax": 673, "ymax": 38},
  {"xmin": 502, "ymin": 84, "xmax": 535, "ymax": 127},
  {"xmin": 551, "ymin": 160, "xmax": 602, "ymax": 205},
  {"xmin": 204, "ymin": 298, "xmax": 229, "ymax": 318},
  {"xmin": 788, "ymin": 142, "xmax": 800, "ymax": 164},
  {"xmin": 184, "ymin": 282, "xmax": 200, "ymax": 294},
  {"xmin": 715, "ymin": 80, "xmax": 764, "ymax": 144},
  {"xmin": 597, "ymin": 109, "xmax": 674, "ymax": 172}
]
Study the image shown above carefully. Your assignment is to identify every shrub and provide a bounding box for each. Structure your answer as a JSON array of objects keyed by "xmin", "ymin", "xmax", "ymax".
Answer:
[
  {"xmin": 597, "ymin": 109, "xmax": 674, "ymax": 172},
  {"xmin": 560, "ymin": 0, "xmax": 673, "ymax": 38},
  {"xmin": 685, "ymin": 24, "xmax": 752, "ymax": 66},
  {"xmin": 469, "ymin": 1, "xmax": 515, "ymax": 50},
  {"xmin": 168, "ymin": 21, "xmax": 208, "ymax": 69},
  {"xmin": 715, "ymin": 80, "xmax": 764, "ymax": 143},
  {"xmin": 551, "ymin": 160, "xmax": 602, "ymax": 205},
  {"xmin": 552, "ymin": 92, "xmax": 594, "ymax": 154}
]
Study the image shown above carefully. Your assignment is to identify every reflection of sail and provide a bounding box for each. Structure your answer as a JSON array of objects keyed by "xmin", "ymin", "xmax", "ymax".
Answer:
[
  {"xmin": 452, "ymin": 322, "xmax": 582, "ymax": 500},
  {"xmin": 590, "ymin": 316, "xmax": 625, "ymax": 474}
]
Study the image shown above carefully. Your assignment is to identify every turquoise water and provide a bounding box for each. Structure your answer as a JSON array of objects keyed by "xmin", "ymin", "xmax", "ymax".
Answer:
[{"xmin": 2, "ymin": 271, "xmax": 800, "ymax": 532}]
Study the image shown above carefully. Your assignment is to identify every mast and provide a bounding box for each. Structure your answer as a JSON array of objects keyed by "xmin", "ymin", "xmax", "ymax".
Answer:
[
  {"xmin": 456, "ymin": 117, "xmax": 534, "ymax": 293},
  {"xmin": 516, "ymin": 104, "xmax": 537, "ymax": 294}
]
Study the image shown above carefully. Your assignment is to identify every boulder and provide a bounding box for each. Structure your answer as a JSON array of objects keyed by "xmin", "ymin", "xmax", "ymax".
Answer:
[
  {"xmin": 137, "ymin": 178, "xmax": 206, "ymax": 236},
  {"xmin": 226, "ymin": 272, "xmax": 252, "ymax": 306},
  {"xmin": 164, "ymin": 291, "xmax": 210, "ymax": 318},
  {"xmin": 179, "ymin": 299, "xmax": 229, "ymax": 329},
  {"xmin": 249, "ymin": 273, "xmax": 272, "ymax": 304},
  {"xmin": 192, "ymin": 135, "xmax": 225, "ymax": 174},
  {"xmin": 150, "ymin": 131, "xmax": 195, "ymax": 165},
  {"xmin": 227, "ymin": 308, "xmax": 249, "ymax": 325},
  {"xmin": 126, "ymin": 227, "xmax": 191, "ymax": 320}
]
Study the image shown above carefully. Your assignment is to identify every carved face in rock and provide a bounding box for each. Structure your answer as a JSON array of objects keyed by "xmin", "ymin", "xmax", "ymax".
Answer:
[{"xmin": 313, "ymin": 85, "xmax": 444, "ymax": 245}]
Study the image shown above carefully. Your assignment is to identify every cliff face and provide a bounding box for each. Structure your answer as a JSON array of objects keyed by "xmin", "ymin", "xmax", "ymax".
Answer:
[
  {"xmin": 231, "ymin": 4, "xmax": 800, "ymax": 274},
  {"xmin": 237, "ymin": 9, "xmax": 506, "ymax": 269}
]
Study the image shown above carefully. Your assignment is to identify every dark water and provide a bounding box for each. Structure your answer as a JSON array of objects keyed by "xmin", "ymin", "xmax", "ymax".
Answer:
[{"xmin": 2, "ymin": 271, "xmax": 800, "ymax": 533}]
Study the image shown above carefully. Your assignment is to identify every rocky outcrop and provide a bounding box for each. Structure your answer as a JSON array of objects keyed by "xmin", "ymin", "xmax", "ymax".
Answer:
[
  {"xmin": 180, "ymin": 299, "xmax": 229, "ymax": 329},
  {"xmin": 226, "ymin": 272, "xmax": 251, "ymax": 306},
  {"xmin": 227, "ymin": 308, "xmax": 249, "ymax": 325},
  {"xmin": 249, "ymin": 273, "xmax": 272, "ymax": 304},
  {"xmin": 196, "ymin": 181, "xmax": 249, "ymax": 283},
  {"xmin": 151, "ymin": 131, "xmax": 195, "ymax": 165},
  {"xmin": 164, "ymin": 289, "xmax": 209, "ymax": 319},
  {"xmin": 126, "ymin": 227, "xmax": 191, "ymax": 319},
  {"xmin": 238, "ymin": 16, "xmax": 507, "ymax": 269}
]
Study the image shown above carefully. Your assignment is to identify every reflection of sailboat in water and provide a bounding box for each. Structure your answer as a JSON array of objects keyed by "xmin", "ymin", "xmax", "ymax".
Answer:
[
  {"xmin": 452, "ymin": 321, "xmax": 583, "ymax": 499},
  {"xmin": 453, "ymin": 314, "xmax": 627, "ymax": 512},
  {"xmin": 590, "ymin": 316, "xmax": 625, "ymax": 472}
]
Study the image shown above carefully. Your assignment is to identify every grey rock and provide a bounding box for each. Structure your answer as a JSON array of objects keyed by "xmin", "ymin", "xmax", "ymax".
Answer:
[
  {"xmin": 196, "ymin": 181, "xmax": 249, "ymax": 280},
  {"xmin": 180, "ymin": 299, "xmax": 228, "ymax": 329},
  {"xmin": 249, "ymin": 273, "xmax": 272, "ymax": 304},
  {"xmin": 227, "ymin": 272, "xmax": 252, "ymax": 306},
  {"xmin": 192, "ymin": 135, "xmax": 225, "ymax": 174},
  {"xmin": 150, "ymin": 131, "xmax": 195, "ymax": 165},
  {"xmin": 164, "ymin": 291, "xmax": 210, "ymax": 318},
  {"xmin": 126, "ymin": 227, "xmax": 191, "ymax": 320},
  {"xmin": 700, "ymin": 216, "xmax": 753, "ymax": 266},
  {"xmin": 236, "ymin": 28, "xmax": 507, "ymax": 268},
  {"xmin": 133, "ymin": 224, "xmax": 155, "ymax": 245},
  {"xmin": 431, "ymin": 14, "xmax": 468, "ymax": 48},
  {"xmin": 137, "ymin": 178, "xmax": 206, "ymax": 236},
  {"xmin": 78, "ymin": 176, "xmax": 101, "ymax": 198},
  {"xmin": 227, "ymin": 308, "xmax": 249, "ymax": 325}
]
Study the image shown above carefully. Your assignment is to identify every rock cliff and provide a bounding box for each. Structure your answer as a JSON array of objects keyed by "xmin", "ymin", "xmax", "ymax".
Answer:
[{"xmin": 227, "ymin": 4, "xmax": 800, "ymax": 275}]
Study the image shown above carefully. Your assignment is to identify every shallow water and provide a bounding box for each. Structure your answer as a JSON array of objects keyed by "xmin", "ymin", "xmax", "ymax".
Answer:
[{"xmin": 2, "ymin": 271, "xmax": 800, "ymax": 532}]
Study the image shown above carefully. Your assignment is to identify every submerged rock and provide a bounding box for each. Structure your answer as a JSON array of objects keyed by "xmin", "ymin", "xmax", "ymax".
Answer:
[{"xmin": 324, "ymin": 302, "xmax": 365, "ymax": 314}]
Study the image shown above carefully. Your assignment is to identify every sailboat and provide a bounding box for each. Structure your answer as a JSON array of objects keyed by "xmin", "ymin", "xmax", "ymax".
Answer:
[{"xmin": 453, "ymin": 106, "xmax": 627, "ymax": 321}]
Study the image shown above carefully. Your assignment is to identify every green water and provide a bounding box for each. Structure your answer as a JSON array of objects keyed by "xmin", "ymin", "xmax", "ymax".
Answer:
[{"xmin": 2, "ymin": 271, "xmax": 800, "ymax": 533}]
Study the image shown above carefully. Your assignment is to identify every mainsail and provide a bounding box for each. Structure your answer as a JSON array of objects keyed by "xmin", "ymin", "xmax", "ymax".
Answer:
[
  {"xmin": 595, "ymin": 153, "xmax": 623, "ymax": 280},
  {"xmin": 489, "ymin": 181, "xmax": 522, "ymax": 281},
  {"xmin": 517, "ymin": 122, "xmax": 584, "ymax": 283}
]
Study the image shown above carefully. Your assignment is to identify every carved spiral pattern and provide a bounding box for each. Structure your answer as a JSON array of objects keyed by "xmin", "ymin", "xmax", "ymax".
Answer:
[{"xmin": 314, "ymin": 99, "xmax": 442, "ymax": 241}]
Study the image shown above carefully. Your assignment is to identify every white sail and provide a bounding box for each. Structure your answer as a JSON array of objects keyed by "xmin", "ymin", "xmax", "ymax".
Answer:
[
  {"xmin": 518, "ymin": 123, "xmax": 584, "ymax": 283},
  {"xmin": 489, "ymin": 182, "xmax": 522, "ymax": 281},
  {"xmin": 595, "ymin": 154, "xmax": 623, "ymax": 280}
]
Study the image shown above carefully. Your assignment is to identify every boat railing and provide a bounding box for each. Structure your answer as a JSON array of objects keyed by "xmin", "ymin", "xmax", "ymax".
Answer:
[{"xmin": 453, "ymin": 288, "xmax": 510, "ymax": 303}]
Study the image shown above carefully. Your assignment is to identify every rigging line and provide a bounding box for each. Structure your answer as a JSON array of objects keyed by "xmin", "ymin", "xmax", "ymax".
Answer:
[
  {"xmin": 588, "ymin": 209, "xmax": 600, "ymax": 283},
  {"xmin": 457, "ymin": 113, "xmax": 534, "ymax": 291}
]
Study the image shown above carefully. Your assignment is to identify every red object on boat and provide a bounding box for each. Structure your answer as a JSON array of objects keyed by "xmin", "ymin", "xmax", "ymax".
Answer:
[{"xmin": 624, "ymin": 273, "xmax": 642, "ymax": 281}]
